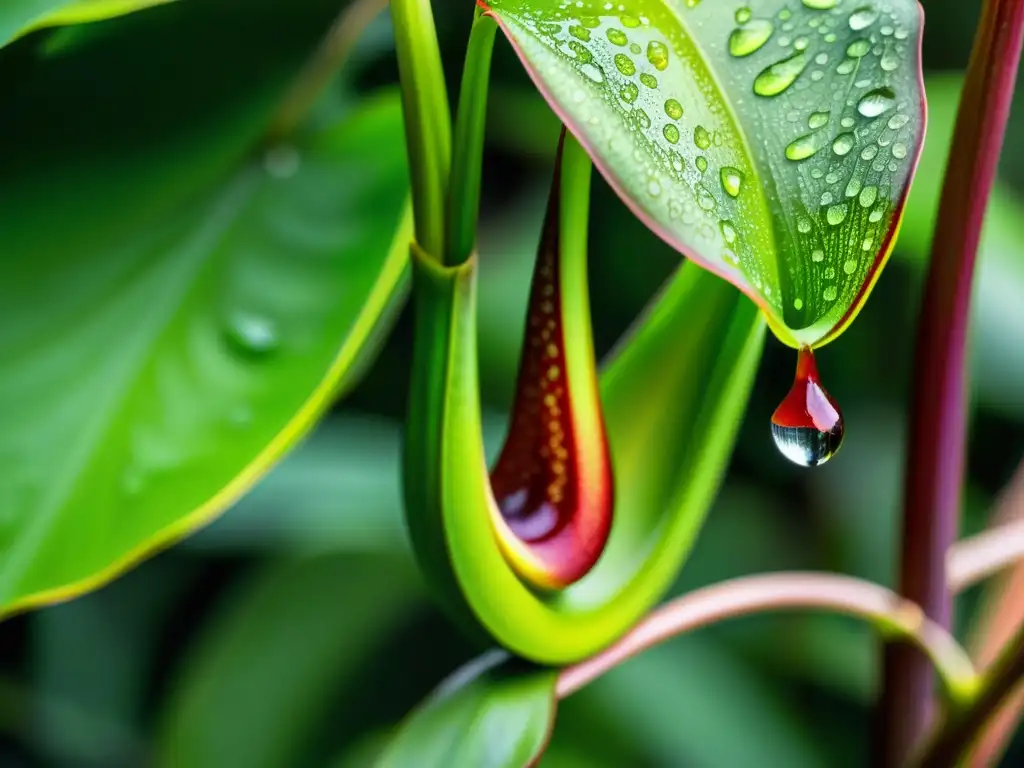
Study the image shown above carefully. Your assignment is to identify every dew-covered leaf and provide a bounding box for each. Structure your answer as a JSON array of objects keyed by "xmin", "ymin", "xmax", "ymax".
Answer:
[{"xmin": 481, "ymin": 0, "xmax": 925, "ymax": 348}]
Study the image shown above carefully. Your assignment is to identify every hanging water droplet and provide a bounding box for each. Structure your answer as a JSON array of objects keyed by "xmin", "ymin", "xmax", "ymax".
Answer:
[
  {"xmin": 832, "ymin": 132, "xmax": 856, "ymax": 156},
  {"xmin": 808, "ymin": 110, "xmax": 830, "ymax": 129},
  {"xmin": 647, "ymin": 40, "xmax": 670, "ymax": 71},
  {"xmin": 607, "ymin": 28, "xmax": 628, "ymax": 46},
  {"xmin": 663, "ymin": 123, "xmax": 680, "ymax": 144},
  {"xmin": 802, "ymin": 0, "xmax": 838, "ymax": 8},
  {"xmin": 224, "ymin": 312, "xmax": 280, "ymax": 358},
  {"xmin": 785, "ymin": 131, "xmax": 827, "ymax": 161},
  {"xmin": 753, "ymin": 51, "xmax": 807, "ymax": 96},
  {"xmin": 826, "ymin": 203, "xmax": 848, "ymax": 226},
  {"xmin": 620, "ymin": 82, "xmax": 639, "ymax": 103},
  {"xmin": 857, "ymin": 87, "xmax": 897, "ymax": 117},
  {"xmin": 694, "ymin": 125, "xmax": 712, "ymax": 150},
  {"xmin": 614, "ymin": 53, "xmax": 636, "ymax": 76},
  {"xmin": 771, "ymin": 347, "xmax": 844, "ymax": 467},
  {"xmin": 720, "ymin": 167, "xmax": 744, "ymax": 197},
  {"xmin": 664, "ymin": 98, "xmax": 684, "ymax": 119},
  {"xmin": 729, "ymin": 19, "xmax": 774, "ymax": 57},
  {"xmin": 735, "ymin": 6, "xmax": 752, "ymax": 24},
  {"xmin": 849, "ymin": 6, "xmax": 880, "ymax": 30}
]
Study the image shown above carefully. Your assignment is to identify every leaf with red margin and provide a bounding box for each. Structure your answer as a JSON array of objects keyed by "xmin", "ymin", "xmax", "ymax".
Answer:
[{"xmin": 479, "ymin": 0, "xmax": 926, "ymax": 349}]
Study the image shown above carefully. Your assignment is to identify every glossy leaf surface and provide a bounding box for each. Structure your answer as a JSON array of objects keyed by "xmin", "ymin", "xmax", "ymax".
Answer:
[
  {"xmin": 481, "ymin": 0, "xmax": 925, "ymax": 348},
  {"xmin": 0, "ymin": 0, "xmax": 174, "ymax": 44},
  {"xmin": 0, "ymin": 7, "xmax": 410, "ymax": 617},
  {"xmin": 376, "ymin": 652, "xmax": 557, "ymax": 768}
]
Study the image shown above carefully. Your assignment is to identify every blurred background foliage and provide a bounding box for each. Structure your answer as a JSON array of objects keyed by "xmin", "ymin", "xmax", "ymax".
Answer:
[{"xmin": 0, "ymin": 0, "xmax": 1021, "ymax": 766}]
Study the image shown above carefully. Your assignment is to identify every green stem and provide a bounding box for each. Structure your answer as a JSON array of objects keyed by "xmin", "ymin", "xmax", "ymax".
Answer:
[
  {"xmin": 445, "ymin": 8, "xmax": 498, "ymax": 266},
  {"xmin": 390, "ymin": 0, "xmax": 451, "ymax": 258}
]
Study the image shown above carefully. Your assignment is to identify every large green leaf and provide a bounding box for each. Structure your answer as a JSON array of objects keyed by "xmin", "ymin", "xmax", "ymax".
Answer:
[
  {"xmin": 0, "ymin": 0, "xmax": 174, "ymax": 45},
  {"xmin": 481, "ymin": 0, "xmax": 925, "ymax": 348},
  {"xmin": 0, "ymin": 4, "xmax": 410, "ymax": 616},
  {"xmin": 376, "ymin": 652, "xmax": 558, "ymax": 768}
]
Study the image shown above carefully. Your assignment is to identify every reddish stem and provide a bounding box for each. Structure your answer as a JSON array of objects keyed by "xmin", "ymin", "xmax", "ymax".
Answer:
[{"xmin": 880, "ymin": 0, "xmax": 1024, "ymax": 764}]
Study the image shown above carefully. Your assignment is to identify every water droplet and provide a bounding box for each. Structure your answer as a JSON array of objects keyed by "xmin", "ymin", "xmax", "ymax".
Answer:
[
  {"xmin": 808, "ymin": 111, "xmax": 830, "ymax": 129},
  {"xmin": 648, "ymin": 179, "xmax": 662, "ymax": 197},
  {"xmin": 729, "ymin": 19, "xmax": 775, "ymax": 57},
  {"xmin": 861, "ymin": 144, "xmax": 879, "ymax": 160},
  {"xmin": 785, "ymin": 131, "xmax": 827, "ymax": 161},
  {"xmin": 663, "ymin": 123, "xmax": 680, "ymax": 144},
  {"xmin": 836, "ymin": 58, "xmax": 857, "ymax": 75},
  {"xmin": 569, "ymin": 25, "xmax": 591, "ymax": 42},
  {"xmin": 225, "ymin": 312, "xmax": 279, "ymax": 358},
  {"xmin": 815, "ymin": 52, "xmax": 830, "ymax": 65},
  {"xmin": 630, "ymin": 42, "xmax": 642, "ymax": 55},
  {"xmin": 720, "ymin": 167, "xmax": 744, "ymax": 197},
  {"xmin": 696, "ymin": 184, "xmax": 717, "ymax": 211},
  {"xmin": 620, "ymin": 82, "xmax": 639, "ymax": 103},
  {"xmin": 798, "ymin": 216, "xmax": 813, "ymax": 234},
  {"xmin": 631, "ymin": 108, "xmax": 651, "ymax": 129},
  {"xmin": 869, "ymin": 203, "xmax": 886, "ymax": 223},
  {"xmin": 696, "ymin": 156, "xmax": 709, "ymax": 173},
  {"xmin": 823, "ymin": 284, "xmax": 838, "ymax": 301},
  {"xmin": 568, "ymin": 41, "xmax": 592, "ymax": 63},
  {"xmin": 846, "ymin": 39, "xmax": 871, "ymax": 58},
  {"xmin": 862, "ymin": 235, "xmax": 875, "ymax": 251},
  {"xmin": 647, "ymin": 40, "xmax": 670, "ymax": 71},
  {"xmin": 825, "ymin": 171, "xmax": 840, "ymax": 184},
  {"xmin": 845, "ymin": 176, "xmax": 863, "ymax": 198},
  {"xmin": 264, "ymin": 145, "xmax": 300, "ymax": 179},
  {"xmin": 802, "ymin": 0, "xmax": 838, "ymax": 8},
  {"xmin": 880, "ymin": 51, "xmax": 900, "ymax": 71},
  {"xmin": 859, "ymin": 185, "xmax": 878, "ymax": 208},
  {"xmin": 892, "ymin": 142, "xmax": 908, "ymax": 159},
  {"xmin": 857, "ymin": 87, "xmax": 897, "ymax": 117},
  {"xmin": 812, "ymin": 249, "xmax": 825, "ymax": 262},
  {"xmin": 614, "ymin": 53, "xmax": 636, "ymax": 76},
  {"xmin": 753, "ymin": 51, "xmax": 807, "ymax": 96},
  {"xmin": 849, "ymin": 6, "xmax": 880, "ymax": 30},
  {"xmin": 771, "ymin": 347, "xmax": 844, "ymax": 467},
  {"xmin": 735, "ymin": 7, "xmax": 752, "ymax": 24},
  {"xmin": 832, "ymin": 132, "xmax": 856, "ymax": 156},
  {"xmin": 794, "ymin": 36, "xmax": 810, "ymax": 51},
  {"xmin": 694, "ymin": 125, "xmax": 712, "ymax": 150},
  {"xmin": 621, "ymin": 13, "xmax": 641, "ymax": 28},
  {"xmin": 721, "ymin": 220, "xmax": 738, "ymax": 244},
  {"xmin": 843, "ymin": 258, "xmax": 858, "ymax": 274},
  {"xmin": 581, "ymin": 63, "xmax": 604, "ymax": 83},
  {"xmin": 820, "ymin": 191, "xmax": 834, "ymax": 206},
  {"xmin": 607, "ymin": 28, "xmax": 628, "ymax": 46},
  {"xmin": 888, "ymin": 114, "xmax": 911, "ymax": 130},
  {"xmin": 794, "ymin": 297, "xmax": 804, "ymax": 310},
  {"xmin": 841, "ymin": 116, "xmax": 856, "ymax": 128},
  {"xmin": 826, "ymin": 203, "xmax": 848, "ymax": 226},
  {"xmin": 640, "ymin": 72, "xmax": 658, "ymax": 88},
  {"xmin": 664, "ymin": 98, "xmax": 684, "ymax": 119}
]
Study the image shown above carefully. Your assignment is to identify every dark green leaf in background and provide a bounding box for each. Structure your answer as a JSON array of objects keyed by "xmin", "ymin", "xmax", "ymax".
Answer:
[
  {"xmin": 0, "ymin": 0, "xmax": 175, "ymax": 45},
  {"xmin": 376, "ymin": 651, "xmax": 558, "ymax": 768}
]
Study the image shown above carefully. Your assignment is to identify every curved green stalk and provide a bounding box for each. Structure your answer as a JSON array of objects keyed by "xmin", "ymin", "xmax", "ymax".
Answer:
[
  {"xmin": 446, "ymin": 9, "xmax": 498, "ymax": 266},
  {"xmin": 390, "ymin": 0, "xmax": 451, "ymax": 257},
  {"xmin": 404, "ymin": 130, "xmax": 766, "ymax": 664}
]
